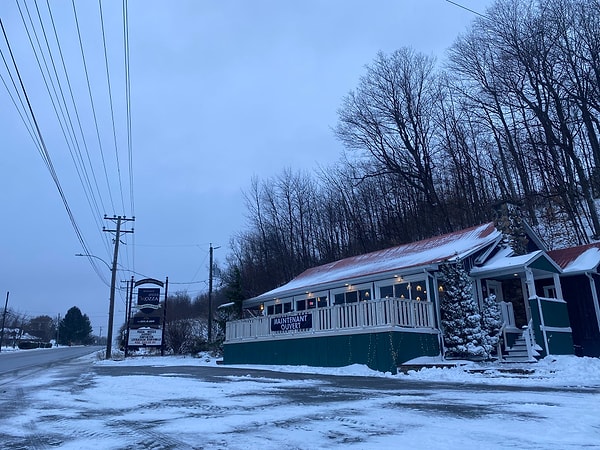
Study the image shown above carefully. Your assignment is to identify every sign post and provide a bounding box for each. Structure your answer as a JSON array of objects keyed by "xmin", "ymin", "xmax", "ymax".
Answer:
[{"xmin": 126, "ymin": 278, "xmax": 167, "ymax": 355}]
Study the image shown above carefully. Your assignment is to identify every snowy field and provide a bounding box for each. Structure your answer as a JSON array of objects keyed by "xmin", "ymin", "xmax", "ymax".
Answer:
[{"xmin": 1, "ymin": 352, "xmax": 599, "ymax": 449}]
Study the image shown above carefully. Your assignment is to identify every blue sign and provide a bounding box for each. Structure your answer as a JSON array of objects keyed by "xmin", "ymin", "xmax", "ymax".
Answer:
[
  {"xmin": 271, "ymin": 313, "xmax": 312, "ymax": 332},
  {"xmin": 138, "ymin": 287, "xmax": 160, "ymax": 314}
]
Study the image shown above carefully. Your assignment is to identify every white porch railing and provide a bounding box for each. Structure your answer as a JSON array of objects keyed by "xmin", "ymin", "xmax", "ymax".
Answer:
[
  {"xmin": 499, "ymin": 301, "xmax": 516, "ymax": 328},
  {"xmin": 225, "ymin": 297, "xmax": 435, "ymax": 342},
  {"xmin": 522, "ymin": 318, "xmax": 541, "ymax": 362}
]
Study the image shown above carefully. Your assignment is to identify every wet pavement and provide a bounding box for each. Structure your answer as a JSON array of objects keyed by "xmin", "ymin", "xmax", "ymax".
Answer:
[{"xmin": 0, "ymin": 357, "xmax": 598, "ymax": 449}]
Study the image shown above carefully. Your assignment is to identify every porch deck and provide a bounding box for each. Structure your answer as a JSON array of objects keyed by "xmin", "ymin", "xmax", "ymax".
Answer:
[{"xmin": 225, "ymin": 297, "xmax": 436, "ymax": 342}]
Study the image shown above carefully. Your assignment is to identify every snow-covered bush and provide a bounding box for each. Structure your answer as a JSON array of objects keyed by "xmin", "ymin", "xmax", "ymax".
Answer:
[
  {"xmin": 481, "ymin": 294, "xmax": 502, "ymax": 357},
  {"xmin": 439, "ymin": 258, "xmax": 487, "ymax": 359}
]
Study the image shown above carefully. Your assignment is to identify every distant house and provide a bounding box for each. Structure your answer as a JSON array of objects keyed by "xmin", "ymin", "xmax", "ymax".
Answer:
[
  {"xmin": 223, "ymin": 223, "xmax": 598, "ymax": 372},
  {"xmin": 548, "ymin": 244, "xmax": 600, "ymax": 357}
]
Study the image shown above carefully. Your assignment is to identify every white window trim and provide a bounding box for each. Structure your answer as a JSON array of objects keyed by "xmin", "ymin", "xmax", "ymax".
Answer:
[{"xmin": 375, "ymin": 275, "xmax": 428, "ymax": 301}]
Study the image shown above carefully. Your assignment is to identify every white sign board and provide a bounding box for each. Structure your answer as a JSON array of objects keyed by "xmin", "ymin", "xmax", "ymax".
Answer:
[{"xmin": 128, "ymin": 327, "xmax": 162, "ymax": 346}]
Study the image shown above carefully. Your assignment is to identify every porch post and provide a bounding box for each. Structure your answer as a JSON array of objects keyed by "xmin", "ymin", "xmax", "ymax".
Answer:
[
  {"xmin": 534, "ymin": 295, "xmax": 550, "ymax": 356},
  {"xmin": 474, "ymin": 278, "xmax": 484, "ymax": 309},
  {"xmin": 433, "ymin": 273, "xmax": 446, "ymax": 358},
  {"xmin": 524, "ymin": 268, "xmax": 537, "ymax": 298},
  {"xmin": 520, "ymin": 277, "xmax": 532, "ymax": 323},
  {"xmin": 586, "ymin": 273, "xmax": 600, "ymax": 334},
  {"xmin": 527, "ymin": 267, "xmax": 549, "ymax": 355},
  {"xmin": 553, "ymin": 273, "xmax": 564, "ymax": 299}
]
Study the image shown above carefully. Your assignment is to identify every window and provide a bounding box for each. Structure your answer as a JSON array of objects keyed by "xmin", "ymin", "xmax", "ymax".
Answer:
[
  {"xmin": 346, "ymin": 291, "xmax": 358, "ymax": 303},
  {"xmin": 395, "ymin": 282, "xmax": 411, "ymax": 299},
  {"xmin": 317, "ymin": 296, "xmax": 328, "ymax": 308},
  {"xmin": 296, "ymin": 294, "xmax": 328, "ymax": 310},
  {"xmin": 274, "ymin": 304, "xmax": 282, "ymax": 314},
  {"xmin": 333, "ymin": 287, "xmax": 371, "ymax": 305},
  {"xmin": 267, "ymin": 305, "xmax": 274, "ymax": 315},
  {"xmin": 284, "ymin": 302, "xmax": 292, "ymax": 313},
  {"xmin": 378, "ymin": 278, "xmax": 428, "ymax": 301},
  {"xmin": 413, "ymin": 282, "xmax": 425, "ymax": 301},
  {"xmin": 380, "ymin": 285, "xmax": 394, "ymax": 298},
  {"xmin": 543, "ymin": 285, "xmax": 557, "ymax": 299},
  {"xmin": 359, "ymin": 289, "xmax": 371, "ymax": 301}
]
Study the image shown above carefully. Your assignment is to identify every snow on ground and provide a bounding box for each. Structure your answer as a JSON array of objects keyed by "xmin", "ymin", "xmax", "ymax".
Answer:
[
  {"xmin": 98, "ymin": 352, "xmax": 600, "ymax": 388},
  {"xmin": 2, "ymin": 351, "xmax": 599, "ymax": 449}
]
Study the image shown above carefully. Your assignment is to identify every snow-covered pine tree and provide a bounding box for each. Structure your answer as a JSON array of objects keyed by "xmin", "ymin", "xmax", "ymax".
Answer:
[
  {"xmin": 481, "ymin": 294, "xmax": 503, "ymax": 358},
  {"xmin": 494, "ymin": 203, "xmax": 529, "ymax": 255},
  {"xmin": 439, "ymin": 257, "xmax": 486, "ymax": 359}
]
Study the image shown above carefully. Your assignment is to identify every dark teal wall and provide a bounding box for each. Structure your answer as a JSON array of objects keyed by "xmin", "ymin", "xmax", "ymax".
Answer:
[
  {"xmin": 224, "ymin": 330, "xmax": 440, "ymax": 374},
  {"xmin": 529, "ymin": 297, "xmax": 574, "ymax": 356}
]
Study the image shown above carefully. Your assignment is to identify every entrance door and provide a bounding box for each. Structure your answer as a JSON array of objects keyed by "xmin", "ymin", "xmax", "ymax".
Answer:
[
  {"xmin": 487, "ymin": 280, "xmax": 517, "ymax": 328},
  {"xmin": 486, "ymin": 280, "xmax": 504, "ymax": 302}
]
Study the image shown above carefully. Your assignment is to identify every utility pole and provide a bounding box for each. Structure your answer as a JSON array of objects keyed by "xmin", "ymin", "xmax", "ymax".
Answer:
[
  {"xmin": 103, "ymin": 215, "xmax": 134, "ymax": 359},
  {"xmin": 0, "ymin": 292, "xmax": 9, "ymax": 352},
  {"xmin": 56, "ymin": 313, "xmax": 60, "ymax": 346},
  {"xmin": 124, "ymin": 276, "xmax": 134, "ymax": 358},
  {"xmin": 208, "ymin": 244, "xmax": 214, "ymax": 344},
  {"xmin": 207, "ymin": 244, "xmax": 220, "ymax": 344}
]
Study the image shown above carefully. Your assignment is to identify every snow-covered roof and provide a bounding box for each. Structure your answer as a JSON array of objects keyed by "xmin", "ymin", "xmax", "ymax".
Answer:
[
  {"xmin": 469, "ymin": 248, "xmax": 559, "ymax": 277},
  {"xmin": 248, "ymin": 223, "xmax": 500, "ymax": 304},
  {"xmin": 548, "ymin": 243, "xmax": 600, "ymax": 274}
]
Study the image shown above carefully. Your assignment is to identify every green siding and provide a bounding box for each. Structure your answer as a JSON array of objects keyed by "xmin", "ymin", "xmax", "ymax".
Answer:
[
  {"xmin": 529, "ymin": 257, "xmax": 560, "ymax": 274},
  {"xmin": 528, "ymin": 297, "xmax": 544, "ymax": 355},
  {"xmin": 223, "ymin": 330, "xmax": 440, "ymax": 374},
  {"xmin": 545, "ymin": 331, "xmax": 575, "ymax": 355},
  {"xmin": 528, "ymin": 297, "xmax": 574, "ymax": 357},
  {"xmin": 539, "ymin": 300, "xmax": 571, "ymax": 328}
]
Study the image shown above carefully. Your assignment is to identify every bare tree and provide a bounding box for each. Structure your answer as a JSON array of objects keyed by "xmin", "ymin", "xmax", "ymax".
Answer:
[{"xmin": 336, "ymin": 48, "xmax": 450, "ymax": 233}]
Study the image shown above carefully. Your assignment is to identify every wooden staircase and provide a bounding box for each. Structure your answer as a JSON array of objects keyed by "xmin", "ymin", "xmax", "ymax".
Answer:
[{"xmin": 502, "ymin": 320, "xmax": 541, "ymax": 363}]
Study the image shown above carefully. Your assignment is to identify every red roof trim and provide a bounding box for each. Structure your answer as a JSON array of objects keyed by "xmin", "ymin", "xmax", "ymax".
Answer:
[
  {"xmin": 547, "ymin": 242, "xmax": 600, "ymax": 269},
  {"xmin": 254, "ymin": 223, "xmax": 500, "ymax": 301}
]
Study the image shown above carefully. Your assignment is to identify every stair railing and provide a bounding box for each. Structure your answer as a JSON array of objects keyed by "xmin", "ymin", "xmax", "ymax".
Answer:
[{"xmin": 522, "ymin": 319, "xmax": 538, "ymax": 362}]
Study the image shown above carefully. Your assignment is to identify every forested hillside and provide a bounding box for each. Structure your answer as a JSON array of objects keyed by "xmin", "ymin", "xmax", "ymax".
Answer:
[{"xmin": 222, "ymin": 0, "xmax": 600, "ymax": 300}]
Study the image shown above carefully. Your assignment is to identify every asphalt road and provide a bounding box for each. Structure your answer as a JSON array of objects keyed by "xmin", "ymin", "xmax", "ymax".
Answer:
[
  {"xmin": 0, "ymin": 346, "xmax": 101, "ymax": 378},
  {"xmin": 0, "ymin": 354, "xmax": 598, "ymax": 449}
]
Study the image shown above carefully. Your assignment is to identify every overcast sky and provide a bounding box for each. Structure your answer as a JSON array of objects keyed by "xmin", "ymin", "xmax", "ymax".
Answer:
[{"xmin": 0, "ymin": 0, "xmax": 492, "ymax": 336}]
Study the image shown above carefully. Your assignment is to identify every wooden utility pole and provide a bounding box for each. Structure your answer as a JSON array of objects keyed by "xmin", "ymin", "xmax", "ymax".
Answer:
[
  {"xmin": 161, "ymin": 277, "xmax": 168, "ymax": 356},
  {"xmin": 208, "ymin": 244, "xmax": 214, "ymax": 343},
  {"xmin": 103, "ymin": 215, "xmax": 134, "ymax": 359},
  {"xmin": 207, "ymin": 244, "xmax": 220, "ymax": 344},
  {"xmin": 0, "ymin": 291, "xmax": 9, "ymax": 352},
  {"xmin": 124, "ymin": 276, "xmax": 134, "ymax": 358}
]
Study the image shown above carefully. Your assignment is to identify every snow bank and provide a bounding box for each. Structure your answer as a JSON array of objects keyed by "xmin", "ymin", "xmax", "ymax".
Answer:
[
  {"xmin": 94, "ymin": 352, "xmax": 600, "ymax": 388},
  {"xmin": 400, "ymin": 355, "xmax": 600, "ymax": 387}
]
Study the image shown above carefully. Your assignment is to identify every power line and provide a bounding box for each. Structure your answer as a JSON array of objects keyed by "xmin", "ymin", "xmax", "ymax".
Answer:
[
  {"xmin": 43, "ymin": 0, "xmax": 108, "ymax": 225},
  {"xmin": 19, "ymin": 0, "xmax": 108, "ymax": 242},
  {"xmin": 0, "ymin": 16, "xmax": 106, "ymax": 285},
  {"xmin": 44, "ymin": 0, "xmax": 113, "ymax": 257},
  {"xmin": 444, "ymin": 0, "xmax": 490, "ymax": 20},
  {"xmin": 71, "ymin": 0, "xmax": 116, "ymax": 213},
  {"xmin": 0, "ymin": 55, "xmax": 42, "ymax": 150},
  {"xmin": 123, "ymin": 0, "xmax": 134, "ymax": 216},
  {"xmin": 98, "ymin": 0, "xmax": 126, "ymax": 215},
  {"xmin": 123, "ymin": 0, "xmax": 135, "ymax": 276},
  {"xmin": 2, "ymin": 2, "xmax": 135, "ymax": 284}
]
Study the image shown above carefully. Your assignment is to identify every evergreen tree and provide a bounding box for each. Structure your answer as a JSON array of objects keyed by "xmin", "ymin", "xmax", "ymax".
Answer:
[
  {"xmin": 495, "ymin": 204, "xmax": 529, "ymax": 255},
  {"xmin": 58, "ymin": 307, "xmax": 93, "ymax": 345},
  {"xmin": 223, "ymin": 266, "xmax": 245, "ymax": 319},
  {"xmin": 439, "ymin": 258, "xmax": 486, "ymax": 359},
  {"xmin": 481, "ymin": 294, "xmax": 503, "ymax": 358}
]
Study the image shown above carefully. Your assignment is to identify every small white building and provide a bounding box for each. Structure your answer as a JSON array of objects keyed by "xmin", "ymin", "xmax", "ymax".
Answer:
[{"xmin": 224, "ymin": 223, "xmax": 583, "ymax": 372}]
